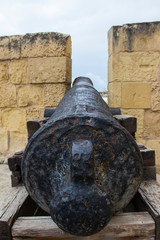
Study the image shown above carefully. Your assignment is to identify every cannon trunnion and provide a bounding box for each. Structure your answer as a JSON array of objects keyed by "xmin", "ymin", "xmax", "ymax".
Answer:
[{"xmin": 22, "ymin": 77, "xmax": 143, "ymax": 236}]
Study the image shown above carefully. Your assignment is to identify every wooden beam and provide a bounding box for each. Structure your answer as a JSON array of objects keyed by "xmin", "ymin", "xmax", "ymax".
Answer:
[
  {"xmin": 12, "ymin": 237, "xmax": 155, "ymax": 240},
  {"xmin": 136, "ymin": 142, "xmax": 155, "ymax": 167},
  {"xmin": 0, "ymin": 186, "xmax": 28, "ymax": 240},
  {"xmin": 138, "ymin": 180, "xmax": 160, "ymax": 240},
  {"xmin": 27, "ymin": 118, "xmax": 48, "ymax": 140},
  {"xmin": 12, "ymin": 212, "xmax": 155, "ymax": 240},
  {"xmin": 8, "ymin": 151, "xmax": 24, "ymax": 187},
  {"xmin": 8, "ymin": 151, "xmax": 23, "ymax": 172},
  {"xmin": 143, "ymin": 166, "xmax": 156, "ymax": 180},
  {"xmin": 114, "ymin": 115, "xmax": 137, "ymax": 138}
]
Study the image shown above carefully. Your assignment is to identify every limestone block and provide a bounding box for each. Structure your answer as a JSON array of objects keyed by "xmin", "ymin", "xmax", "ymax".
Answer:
[
  {"xmin": 66, "ymin": 58, "xmax": 72, "ymax": 84},
  {"xmin": 109, "ymin": 52, "xmax": 159, "ymax": 83},
  {"xmin": 108, "ymin": 55, "xmax": 113, "ymax": 83},
  {"xmin": 136, "ymin": 138, "xmax": 146, "ymax": 146},
  {"xmin": 0, "ymin": 84, "xmax": 16, "ymax": 107},
  {"xmin": 9, "ymin": 60, "xmax": 28, "ymax": 84},
  {"xmin": 146, "ymin": 139, "xmax": 160, "ymax": 165},
  {"xmin": 0, "ymin": 110, "xmax": 2, "ymax": 127},
  {"xmin": 108, "ymin": 27, "xmax": 114, "ymax": 57},
  {"xmin": 121, "ymin": 109, "xmax": 144, "ymax": 138},
  {"xmin": 21, "ymin": 32, "xmax": 71, "ymax": 58},
  {"xmin": 122, "ymin": 83, "xmax": 151, "ymax": 109},
  {"xmin": 151, "ymin": 82, "xmax": 160, "ymax": 111},
  {"xmin": 0, "ymin": 128, "xmax": 8, "ymax": 152},
  {"xmin": 17, "ymin": 85, "xmax": 44, "ymax": 107},
  {"xmin": 0, "ymin": 35, "xmax": 21, "ymax": 60},
  {"xmin": 26, "ymin": 107, "xmax": 44, "ymax": 121},
  {"xmin": 44, "ymin": 84, "xmax": 67, "ymax": 107},
  {"xmin": 9, "ymin": 131, "xmax": 27, "ymax": 152},
  {"xmin": 0, "ymin": 62, "xmax": 9, "ymax": 83},
  {"xmin": 144, "ymin": 110, "xmax": 160, "ymax": 138},
  {"xmin": 2, "ymin": 108, "xmax": 26, "ymax": 131},
  {"xmin": 108, "ymin": 82, "xmax": 121, "ymax": 108},
  {"xmin": 108, "ymin": 22, "xmax": 160, "ymax": 54},
  {"xmin": 28, "ymin": 57, "xmax": 71, "ymax": 84}
]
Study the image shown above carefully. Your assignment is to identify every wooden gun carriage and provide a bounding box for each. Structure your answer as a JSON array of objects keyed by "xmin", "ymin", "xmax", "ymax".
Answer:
[{"xmin": 1, "ymin": 77, "xmax": 160, "ymax": 239}]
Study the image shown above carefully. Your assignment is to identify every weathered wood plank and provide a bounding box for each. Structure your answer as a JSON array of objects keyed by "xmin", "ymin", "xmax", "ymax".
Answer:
[
  {"xmin": 141, "ymin": 148, "xmax": 155, "ymax": 167},
  {"xmin": 137, "ymin": 142, "xmax": 155, "ymax": 167},
  {"xmin": 114, "ymin": 115, "xmax": 137, "ymax": 137},
  {"xmin": 0, "ymin": 164, "xmax": 29, "ymax": 240},
  {"xmin": 143, "ymin": 166, "xmax": 156, "ymax": 180},
  {"xmin": 0, "ymin": 187, "xmax": 28, "ymax": 222},
  {"xmin": 12, "ymin": 237, "xmax": 155, "ymax": 240},
  {"xmin": 0, "ymin": 187, "xmax": 28, "ymax": 239},
  {"xmin": 138, "ymin": 180, "xmax": 160, "ymax": 240},
  {"xmin": 27, "ymin": 118, "xmax": 48, "ymax": 140},
  {"xmin": 11, "ymin": 171, "xmax": 22, "ymax": 187},
  {"xmin": 12, "ymin": 212, "xmax": 155, "ymax": 239},
  {"xmin": 8, "ymin": 151, "xmax": 23, "ymax": 172},
  {"xmin": 8, "ymin": 151, "xmax": 24, "ymax": 187}
]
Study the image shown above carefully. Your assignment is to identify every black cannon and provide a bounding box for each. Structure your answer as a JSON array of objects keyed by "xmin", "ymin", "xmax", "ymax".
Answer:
[{"xmin": 22, "ymin": 77, "xmax": 143, "ymax": 236}]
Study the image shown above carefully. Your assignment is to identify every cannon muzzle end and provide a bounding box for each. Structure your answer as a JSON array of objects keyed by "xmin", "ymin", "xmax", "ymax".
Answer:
[{"xmin": 50, "ymin": 183, "xmax": 113, "ymax": 236}]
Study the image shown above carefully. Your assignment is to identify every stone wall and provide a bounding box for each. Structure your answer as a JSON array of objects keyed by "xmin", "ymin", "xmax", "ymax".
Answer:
[
  {"xmin": 0, "ymin": 32, "xmax": 71, "ymax": 162},
  {"xmin": 108, "ymin": 22, "xmax": 160, "ymax": 165}
]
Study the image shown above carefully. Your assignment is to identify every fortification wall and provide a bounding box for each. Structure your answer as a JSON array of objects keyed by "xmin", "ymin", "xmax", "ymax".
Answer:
[
  {"xmin": 0, "ymin": 32, "xmax": 71, "ymax": 162},
  {"xmin": 108, "ymin": 22, "xmax": 160, "ymax": 165}
]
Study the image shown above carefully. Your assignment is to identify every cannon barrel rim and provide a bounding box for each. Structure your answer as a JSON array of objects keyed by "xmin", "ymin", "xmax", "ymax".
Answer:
[{"xmin": 73, "ymin": 76, "xmax": 93, "ymax": 87}]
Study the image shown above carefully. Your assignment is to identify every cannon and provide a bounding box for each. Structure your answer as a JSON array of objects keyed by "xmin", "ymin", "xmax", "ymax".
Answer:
[{"xmin": 22, "ymin": 77, "xmax": 143, "ymax": 236}]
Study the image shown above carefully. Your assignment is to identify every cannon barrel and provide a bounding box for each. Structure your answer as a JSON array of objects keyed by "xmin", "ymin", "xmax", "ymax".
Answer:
[{"xmin": 22, "ymin": 77, "xmax": 143, "ymax": 236}]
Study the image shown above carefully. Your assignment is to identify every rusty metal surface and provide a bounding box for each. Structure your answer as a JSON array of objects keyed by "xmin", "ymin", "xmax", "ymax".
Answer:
[
  {"xmin": 22, "ymin": 77, "xmax": 143, "ymax": 236},
  {"xmin": 44, "ymin": 108, "xmax": 121, "ymax": 118}
]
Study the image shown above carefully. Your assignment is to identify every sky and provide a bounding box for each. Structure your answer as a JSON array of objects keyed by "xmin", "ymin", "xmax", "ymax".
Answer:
[{"xmin": 0, "ymin": 0, "xmax": 160, "ymax": 91}]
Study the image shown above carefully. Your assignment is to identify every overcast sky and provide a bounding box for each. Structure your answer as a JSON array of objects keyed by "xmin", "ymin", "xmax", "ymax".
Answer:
[{"xmin": 0, "ymin": 0, "xmax": 160, "ymax": 91}]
